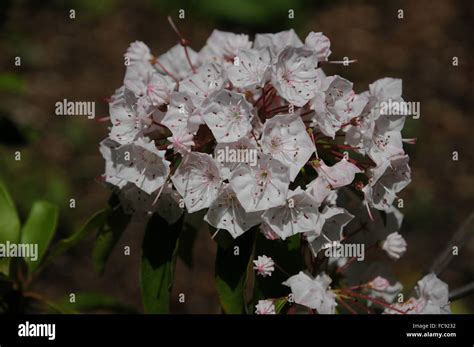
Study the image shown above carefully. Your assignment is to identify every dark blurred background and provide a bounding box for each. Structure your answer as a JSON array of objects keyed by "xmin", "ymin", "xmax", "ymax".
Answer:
[{"xmin": 0, "ymin": 0, "xmax": 472, "ymax": 313}]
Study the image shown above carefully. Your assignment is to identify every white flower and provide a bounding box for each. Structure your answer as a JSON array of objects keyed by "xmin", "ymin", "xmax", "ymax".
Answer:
[
  {"xmin": 99, "ymin": 138, "xmax": 127, "ymax": 189},
  {"xmin": 385, "ymin": 274, "xmax": 451, "ymax": 314},
  {"xmin": 166, "ymin": 129, "xmax": 195, "ymax": 155},
  {"xmin": 368, "ymin": 130, "xmax": 405, "ymax": 166},
  {"xmin": 283, "ymin": 272, "xmax": 337, "ymax": 313},
  {"xmin": 253, "ymin": 255, "xmax": 275, "ymax": 277},
  {"xmin": 171, "ymin": 152, "xmax": 222, "ymax": 213},
  {"xmin": 304, "ymin": 32, "xmax": 331, "ymax": 61},
  {"xmin": 382, "ymin": 232, "xmax": 407, "ymax": 260},
  {"xmin": 307, "ymin": 206, "xmax": 354, "ymax": 254},
  {"xmin": 204, "ymin": 184, "xmax": 261, "ymax": 239},
  {"xmin": 305, "ymin": 176, "xmax": 332, "ymax": 205},
  {"xmin": 199, "ymin": 30, "xmax": 252, "ymax": 63},
  {"xmin": 202, "ymin": 90, "xmax": 253, "ymax": 143},
  {"xmin": 214, "ymin": 138, "xmax": 257, "ymax": 180},
  {"xmin": 179, "ymin": 62, "xmax": 225, "ymax": 106},
  {"xmin": 308, "ymin": 75, "xmax": 367, "ymax": 138},
  {"xmin": 369, "ymin": 276, "xmax": 403, "ymax": 305},
  {"xmin": 312, "ymin": 158, "xmax": 362, "ymax": 189},
  {"xmin": 255, "ymin": 300, "xmax": 276, "ymax": 315},
  {"xmin": 416, "ymin": 273, "xmax": 450, "ymax": 311},
  {"xmin": 363, "ymin": 154, "xmax": 411, "ymax": 210},
  {"xmin": 261, "ymin": 114, "xmax": 315, "ymax": 181},
  {"xmin": 262, "ymin": 187, "xmax": 321, "ymax": 240},
  {"xmin": 156, "ymin": 44, "xmax": 199, "ymax": 80},
  {"xmin": 124, "ymin": 64, "xmax": 175, "ymax": 106},
  {"xmin": 114, "ymin": 138, "xmax": 170, "ymax": 195},
  {"xmin": 161, "ymin": 91, "xmax": 203, "ymax": 135},
  {"xmin": 272, "ymin": 47, "xmax": 321, "ymax": 107},
  {"xmin": 229, "ymin": 154, "xmax": 290, "ymax": 212},
  {"xmin": 124, "ymin": 41, "xmax": 153, "ymax": 65},
  {"xmin": 226, "ymin": 47, "xmax": 272, "ymax": 89},
  {"xmin": 108, "ymin": 87, "xmax": 150, "ymax": 144},
  {"xmin": 254, "ymin": 29, "xmax": 303, "ymax": 57}
]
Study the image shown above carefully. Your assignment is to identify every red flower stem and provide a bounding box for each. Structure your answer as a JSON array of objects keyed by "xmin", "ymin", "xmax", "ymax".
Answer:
[
  {"xmin": 154, "ymin": 58, "xmax": 180, "ymax": 85},
  {"xmin": 347, "ymin": 297, "xmax": 373, "ymax": 314},
  {"xmin": 266, "ymin": 104, "xmax": 290, "ymax": 115},
  {"xmin": 342, "ymin": 289, "xmax": 407, "ymax": 314},
  {"xmin": 183, "ymin": 45, "xmax": 197, "ymax": 74},
  {"xmin": 336, "ymin": 297, "xmax": 357, "ymax": 314}
]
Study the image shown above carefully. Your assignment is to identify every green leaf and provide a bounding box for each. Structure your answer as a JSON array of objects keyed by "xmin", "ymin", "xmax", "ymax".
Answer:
[
  {"xmin": 43, "ymin": 209, "xmax": 108, "ymax": 268},
  {"xmin": 49, "ymin": 292, "xmax": 137, "ymax": 314},
  {"xmin": 92, "ymin": 196, "xmax": 131, "ymax": 275},
  {"xmin": 274, "ymin": 298, "xmax": 288, "ymax": 314},
  {"xmin": 140, "ymin": 214, "xmax": 183, "ymax": 313},
  {"xmin": 0, "ymin": 181, "xmax": 21, "ymax": 245},
  {"xmin": 215, "ymin": 229, "xmax": 255, "ymax": 314},
  {"xmin": 0, "ymin": 181, "xmax": 21, "ymax": 276},
  {"xmin": 20, "ymin": 201, "xmax": 58, "ymax": 273},
  {"xmin": 0, "ymin": 73, "xmax": 25, "ymax": 95}
]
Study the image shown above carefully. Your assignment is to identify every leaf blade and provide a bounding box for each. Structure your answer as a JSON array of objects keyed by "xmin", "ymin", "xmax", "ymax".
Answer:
[
  {"xmin": 20, "ymin": 201, "xmax": 59, "ymax": 272},
  {"xmin": 140, "ymin": 214, "xmax": 183, "ymax": 314}
]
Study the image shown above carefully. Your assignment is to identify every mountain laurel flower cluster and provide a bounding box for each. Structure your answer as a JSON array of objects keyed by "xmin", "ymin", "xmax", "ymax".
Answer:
[{"xmin": 99, "ymin": 27, "xmax": 451, "ymax": 314}]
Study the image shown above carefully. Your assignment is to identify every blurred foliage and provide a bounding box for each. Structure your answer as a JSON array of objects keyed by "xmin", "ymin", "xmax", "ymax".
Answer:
[{"xmin": 0, "ymin": 73, "xmax": 25, "ymax": 94}]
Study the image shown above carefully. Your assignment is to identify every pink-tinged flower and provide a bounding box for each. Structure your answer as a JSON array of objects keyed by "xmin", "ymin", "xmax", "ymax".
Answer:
[
  {"xmin": 255, "ymin": 300, "xmax": 276, "ymax": 315},
  {"xmin": 272, "ymin": 47, "xmax": 321, "ymax": 107},
  {"xmin": 254, "ymin": 29, "xmax": 303, "ymax": 57},
  {"xmin": 382, "ymin": 232, "xmax": 407, "ymax": 260},
  {"xmin": 171, "ymin": 152, "xmax": 222, "ymax": 213},
  {"xmin": 114, "ymin": 138, "xmax": 170, "ymax": 195},
  {"xmin": 283, "ymin": 272, "xmax": 336, "ymax": 313},
  {"xmin": 156, "ymin": 44, "xmax": 199, "ymax": 81},
  {"xmin": 166, "ymin": 130, "xmax": 195, "ymax": 155},
  {"xmin": 260, "ymin": 223, "xmax": 280, "ymax": 240},
  {"xmin": 202, "ymin": 90, "xmax": 253, "ymax": 143},
  {"xmin": 124, "ymin": 64, "xmax": 175, "ymax": 106},
  {"xmin": 369, "ymin": 276, "xmax": 403, "ymax": 305},
  {"xmin": 226, "ymin": 47, "xmax": 272, "ymax": 89},
  {"xmin": 262, "ymin": 187, "xmax": 321, "ymax": 240},
  {"xmin": 371, "ymin": 276, "xmax": 391, "ymax": 291},
  {"xmin": 261, "ymin": 114, "xmax": 316, "ymax": 181},
  {"xmin": 179, "ymin": 62, "xmax": 225, "ymax": 106},
  {"xmin": 253, "ymin": 255, "xmax": 275, "ymax": 277},
  {"xmin": 199, "ymin": 29, "xmax": 252, "ymax": 63},
  {"xmin": 304, "ymin": 32, "xmax": 331, "ymax": 61},
  {"xmin": 204, "ymin": 184, "xmax": 262, "ymax": 239},
  {"xmin": 229, "ymin": 154, "xmax": 290, "ymax": 212}
]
